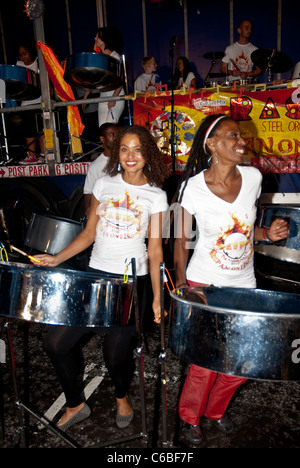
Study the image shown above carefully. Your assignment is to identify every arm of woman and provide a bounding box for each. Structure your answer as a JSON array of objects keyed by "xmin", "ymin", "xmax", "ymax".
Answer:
[
  {"xmin": 254, "ymin": 217, "xmax": 289, "ymax": 243},
  {"xmin": 147, "ymin": 211, "xmax": 165, "ymax": 324},
  {"xmin": 108, "ymin": 86, "xmax": 123, "ymax": 109},
  {"xmin": 31, "ymin": 195, "xmax": 99, "ymax": 267},
  {"xmin": 174, "ymin": 206, "xmax": 193, "ymax": 287},
  {"xmin": 82, "ymin": 90, "xmax": 91, "ymax": 111},
  {"xmin": 190, "ymin": 77, "xmax": 197, "ymax": 89}
]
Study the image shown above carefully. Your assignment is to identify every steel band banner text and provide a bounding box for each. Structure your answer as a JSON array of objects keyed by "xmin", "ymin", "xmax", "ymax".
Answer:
[{"xmin": 132, "ymin": 84, "xmax": 300, "ymax": 174}]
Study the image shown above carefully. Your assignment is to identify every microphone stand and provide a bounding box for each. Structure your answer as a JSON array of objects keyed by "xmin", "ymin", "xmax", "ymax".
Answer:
[{"xmin": 169, "ymin": 38, "xmax": 176, "ymax": 176}]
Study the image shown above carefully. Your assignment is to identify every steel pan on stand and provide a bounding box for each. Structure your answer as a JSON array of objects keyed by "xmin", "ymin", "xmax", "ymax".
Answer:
[
  {"xmin": 169, "ymin": 286, "xmax": 300, "ymax": 381},
  {"xmin": 255, "ymin": 204, "xmax": 300, "ymax": 264},
  {"xmin": 0, "ymin": 259, "xmax": 148, "ymax": 448},
  {"xmin": 0, "ymin": 261, "xmax": 133, "ymax": 327},
  {"xmin": 64, "ymin": 52, "xmax": 122, "ymax": 92},
  {"xmin": 24, "ymin": 213, "xmax": 84, "ymax": 256},
  {"xmin": 0, "ymin": 65, "xmax": 40, "ymax": 101}
]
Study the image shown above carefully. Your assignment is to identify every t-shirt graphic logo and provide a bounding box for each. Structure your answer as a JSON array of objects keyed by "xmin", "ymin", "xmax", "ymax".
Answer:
[
  {"xmin": 97, "ymin": 191, "xmax": 144, "ymax": 239},
  {"xmin": 210, "ymin": 214, "xmax": 253, "ymax": 270}
]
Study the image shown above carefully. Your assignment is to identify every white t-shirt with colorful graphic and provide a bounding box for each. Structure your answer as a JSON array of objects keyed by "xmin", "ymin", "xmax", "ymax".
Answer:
[
  {"xmin": 90, "ymin": 173, "xmax": 168, "ymax": 275},
  {"xmin": 180, "ymin": 166, "xmax": 262, "ymax": 287},
  {"xmin": 134, "ymin": 73, "xmax": 161, "ymax": 93},
  {"xmin": 222, "ymin": 42, "xmax": 258, "ymax": 80}
]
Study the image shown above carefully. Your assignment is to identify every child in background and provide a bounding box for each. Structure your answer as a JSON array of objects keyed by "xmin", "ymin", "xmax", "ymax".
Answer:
[{"xmin": 134, "ymin": 56, "xmax": 161, "ymax": 93}]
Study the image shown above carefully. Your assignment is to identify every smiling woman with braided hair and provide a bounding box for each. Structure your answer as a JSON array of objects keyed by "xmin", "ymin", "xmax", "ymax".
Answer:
[{"xmin": 173, "ymin": 114, "xmax": 289, "ymax": 445}]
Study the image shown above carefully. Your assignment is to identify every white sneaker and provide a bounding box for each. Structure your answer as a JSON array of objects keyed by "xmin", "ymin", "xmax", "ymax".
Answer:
[{"xmin": 20, "ymin": 153, "xmax": 45, "ymax": 164}]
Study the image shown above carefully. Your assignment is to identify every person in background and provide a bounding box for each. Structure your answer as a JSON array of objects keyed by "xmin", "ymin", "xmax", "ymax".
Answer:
[
  {"xmin": 77, "ymin": 88, "xmax": 100, "ymax": 154},
  {"xmin": 174, "ymin": 56, "xmax": 197, "ymax": 90},
  {"xmin": 220, "ymin": 19, "xmax": 262, "ymax": 82},
  {"xmin": 17, "ymin": 40, "xmax": 45, "ymax": 164},
  {"xmin": 83, "ymin": 122, "xmax": 119, "ymax": 216},
  {"xmin": 84, "ymin": 27, "xmax": 125, "ymax": 128},
  {"xmin": 173, "ymin": 113, "xmax": 289, "ymax": 446},
  {"xmin": 134, "ymin": 56, "xmax": 161, "ymax": 93},
  {"xmin": 31, "ymin": 125, "xmax": 169, "ymax": 432}
]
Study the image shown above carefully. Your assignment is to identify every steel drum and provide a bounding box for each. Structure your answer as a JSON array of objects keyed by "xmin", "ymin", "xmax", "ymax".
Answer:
[
  {"xmin": 64, "ymin": 52, "xmax": 122, "ymax": 92},
  {"xmin": 0, "ymin": 65, "xmax": 40, "ymax": 100},
  {"xmin": 0, "ymin": 261, "xmax": 133, "ymax": 327},
  {"xmin": 255, "ymin": 204, "xmax": 300, "ymax": 263},
  {"xmin": 169, "ymin": 286, "xmax": 300, "ymax": 381},
  {"xmin": 24, "ymin": 213, "xmax": 83, "ymax": 255}
]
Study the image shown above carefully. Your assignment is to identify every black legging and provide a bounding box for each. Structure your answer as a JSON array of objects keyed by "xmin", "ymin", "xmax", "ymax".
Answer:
[
  {"xmin": 43, "ymin": 270, "xmax": 150, "ymax": 408},
  {"xmin": 44, "ymin": 326, "xmax": 136, "ymax": 407}
]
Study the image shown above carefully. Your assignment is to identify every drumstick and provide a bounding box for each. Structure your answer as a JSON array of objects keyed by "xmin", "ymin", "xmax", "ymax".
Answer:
[
  {"xmin": 10, "ymin": 245, "xmax": 41, "ymax": 263},
  {"xmin": 230, "ymin": 59, "xmax": 241, "ymax": 72}
]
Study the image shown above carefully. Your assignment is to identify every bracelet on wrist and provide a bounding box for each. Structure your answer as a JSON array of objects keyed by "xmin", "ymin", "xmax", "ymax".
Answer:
[{"xmin": 263, "ymin": 227, "xmax": 272, "ymax": 242}]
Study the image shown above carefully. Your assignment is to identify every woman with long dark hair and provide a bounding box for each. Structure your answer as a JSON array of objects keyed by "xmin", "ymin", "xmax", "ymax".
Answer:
[
  {"xmin": 33, "ymin": 125, "xmax": 169, "ymax": 431},
  {"xmin": 174, "ymin": 114, "xmax": 289, "ymax": 445},
  {"xmin": 174, "ymin": 56, "xmax": 197, "ymax": 90}
]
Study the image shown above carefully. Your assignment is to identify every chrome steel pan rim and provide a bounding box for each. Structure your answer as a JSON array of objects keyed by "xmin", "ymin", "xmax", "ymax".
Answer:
[{"xmin": 170, "ymin": 286, "xmax": 300, "ymax": 318}]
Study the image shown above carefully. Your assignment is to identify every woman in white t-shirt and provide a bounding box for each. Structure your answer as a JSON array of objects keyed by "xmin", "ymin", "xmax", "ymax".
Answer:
[
  {"xmin": 174, "ymin": 56, "xmax": 197, "ymax": 90},
  {"xmin": 83, "ymin": 28, "xmax": 125, "ymax": 127},
  {"xmin": 173, "ymin": 114, "xmax": 289, "ymax": 445},
  {"xmin": 33, "ymin": 125, "xmax": 169, "ymax": 431},
  {"xmin": 96, "ymin": 27, "xmax": 125, "ymax": 127}
]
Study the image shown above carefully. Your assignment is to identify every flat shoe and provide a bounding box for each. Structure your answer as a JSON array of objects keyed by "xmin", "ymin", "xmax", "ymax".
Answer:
[
  {"xmin": 116, "ymin": 397, "xmax": 133, "ymax": 429},
  {"xmin": 116, "ymin": 411, "xmax": 134, "ymax": 429},
  {"xmin": 57, "ymin": 403, "xmax": 91, "ymax": 432}
]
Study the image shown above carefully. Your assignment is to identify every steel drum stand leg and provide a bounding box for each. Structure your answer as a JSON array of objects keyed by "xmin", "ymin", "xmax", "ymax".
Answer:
[
  {"xmin": 132, "ymin": 257, "xmax": 148, "ymax": 446},
  {"xmin": 4, "ymin": 322, "xmax": 79, "ymax": 448},
  {"xmin": 86, "ymin": 258, "xmax": 148, "ymax": 448},
  {"xmin": 159, "ymin": 263, "xmax": 169, "ymax": 447}
]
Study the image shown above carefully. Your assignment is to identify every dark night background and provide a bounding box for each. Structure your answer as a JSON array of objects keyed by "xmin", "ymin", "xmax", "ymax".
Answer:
[{"xmin": 0, "ymin": 0, "xmax": 298, "ymax": 91}]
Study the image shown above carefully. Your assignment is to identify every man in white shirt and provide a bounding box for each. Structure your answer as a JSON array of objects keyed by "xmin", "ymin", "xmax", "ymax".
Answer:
[
  {"xmin": 83, "ymin": 123, "xmax": 119, "ymax": 215},
  {"xmin": 220, "ymin": 19, "xmax": 263, "ymax": 81}
]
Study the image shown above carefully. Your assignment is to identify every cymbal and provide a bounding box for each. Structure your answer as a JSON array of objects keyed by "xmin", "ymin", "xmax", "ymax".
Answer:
[
  {"xmin": 251, "ymin": 48, "xmax": 293, "ymax": 73},
  {"xmin": 203, "ymin": 51, "xmax": 224, "ymax": 60},
  {"xmin": 208, "ymin": 72, "xmax": 226, "ymax": 78}
]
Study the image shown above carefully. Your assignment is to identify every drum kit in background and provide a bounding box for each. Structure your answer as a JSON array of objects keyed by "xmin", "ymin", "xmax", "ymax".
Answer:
[{"xmin": 203, "ymin": 47, "xmax": 294, "ymax": 88}]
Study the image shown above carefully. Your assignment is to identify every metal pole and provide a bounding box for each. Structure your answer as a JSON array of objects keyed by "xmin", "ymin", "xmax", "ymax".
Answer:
[
  {"xmin": 0, "ymin": 10, "xmax": 7, "ymax": 64},
  {"xmin": 230, "ymin": 0, "xmax": 234, "ymax": 44},
  {"xmin": 142, "ymin": 0, "xmax": 148, "ymax": 57},
  {"xmin": 64, "ymin": 0, "xmax": 73, "ymax": 56},
  {"xmin": 277, "ymin": 0, "xmax": 282, "ymax": 80},
  {"xmin": 183, "ymin": 0, "xmax": 188, "ymax": 58},
  {"xmin": 33, "ymin": 17, "xmax": 61, "ymax": 165},
  {"xmin": 159, "ymin": 262, "xmax": 169, "ymax": 447}
]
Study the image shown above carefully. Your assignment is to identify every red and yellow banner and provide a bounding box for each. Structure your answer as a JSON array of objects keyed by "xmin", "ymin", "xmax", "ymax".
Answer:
[
  {"xmin": 37, "ymin": 41, "xmax": 84, "ymax": 155},
  {"xmin": 132, "ymin": 83, "xmax": 300, "ymax": 174}
]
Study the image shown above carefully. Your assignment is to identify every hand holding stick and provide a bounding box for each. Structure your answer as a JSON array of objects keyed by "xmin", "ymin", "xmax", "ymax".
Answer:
[{"xmin": 10, "ymin": 245, "xmax": 41, "ymax": 263}]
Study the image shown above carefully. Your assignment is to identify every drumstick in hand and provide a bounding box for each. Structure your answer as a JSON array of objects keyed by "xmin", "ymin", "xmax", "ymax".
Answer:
[
  {"xmin": 230, "ymin": 59, "xmax": 241, "ymax": 72},
  {"xmin": 10, "ymin": 245, "xmax": 41, "ymax": 263}
]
